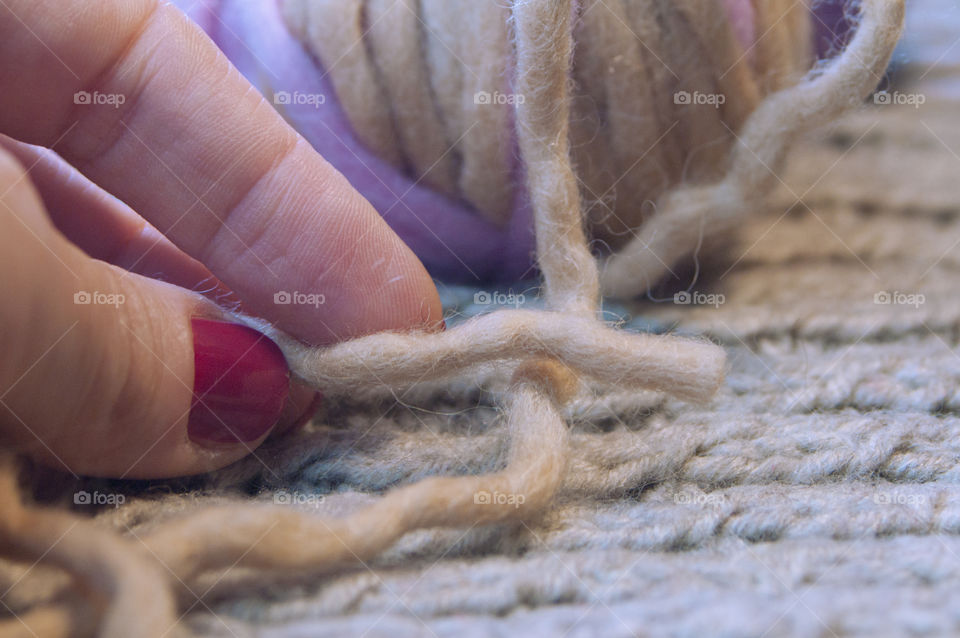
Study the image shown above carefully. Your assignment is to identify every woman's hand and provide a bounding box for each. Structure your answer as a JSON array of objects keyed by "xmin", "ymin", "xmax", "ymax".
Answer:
[{"xmin": 0, "ymin": 0, "xmax": 443, "ymax": 478}]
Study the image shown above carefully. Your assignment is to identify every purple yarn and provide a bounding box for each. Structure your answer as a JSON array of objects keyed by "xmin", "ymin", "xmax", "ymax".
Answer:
[
  {"xmin": 812, "ymin": 1, "xmax": 857, "ymax": 58},
  {"xmin": 175, "ymin": 0, "xmax": 536, "ymax": 283},
  {"xmin": 174, "ymin": 0, "xmax": 843, "ymax": 284},
  {"xmin": 722, "ymin": 0, "xmax": 756, "ymax": 55}
]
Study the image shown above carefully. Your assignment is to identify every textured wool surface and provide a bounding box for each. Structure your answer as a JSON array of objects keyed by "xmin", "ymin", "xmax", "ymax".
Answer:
[{"xmin": 1, "ymin": 3, "xmax": 955, "ymax": 638}]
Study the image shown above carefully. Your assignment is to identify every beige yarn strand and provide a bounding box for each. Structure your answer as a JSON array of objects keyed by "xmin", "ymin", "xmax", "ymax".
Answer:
[
  {"xmin": 600, "ymin": 0, "xmax": 905, "ymax": 297},
  {"xmin": 141, "ymin": 360, "xmax": 576, "ymax": 586},
  {"xmin": 0, "ymin": 458, "xmax": 177, "ymax": 638},
  {"xmin": 246, "ymin": 310, "xmax": 724, "ymax": 404},
  {"xmin": 513, "ymin": 0, "xmax": 600, "ymax": 315}
]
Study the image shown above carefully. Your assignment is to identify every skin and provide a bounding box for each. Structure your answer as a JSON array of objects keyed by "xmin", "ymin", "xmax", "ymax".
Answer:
[{"xmin": 0, "ymin": 0, "xmax": 443, "ymax": 479}]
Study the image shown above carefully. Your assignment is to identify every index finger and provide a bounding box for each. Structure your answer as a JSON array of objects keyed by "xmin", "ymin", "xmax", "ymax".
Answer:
[{"xmin": 0, "ymin": 0, "xmax": 442, "ymax": 344}]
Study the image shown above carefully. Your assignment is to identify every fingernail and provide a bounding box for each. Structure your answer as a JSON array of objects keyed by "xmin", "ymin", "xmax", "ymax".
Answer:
[
  {"xmin": 272, "ymin": 382, "xmax": 323, "ymax": 438},
  {"xmin": 188, "ymin": 318, "xmax": 291, "ymax": 445}
]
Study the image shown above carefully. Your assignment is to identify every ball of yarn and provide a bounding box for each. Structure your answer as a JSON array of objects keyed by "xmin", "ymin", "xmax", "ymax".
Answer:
[{"xmin": 175, "ymin": 0, "xmax": 850, "ymax": 283}]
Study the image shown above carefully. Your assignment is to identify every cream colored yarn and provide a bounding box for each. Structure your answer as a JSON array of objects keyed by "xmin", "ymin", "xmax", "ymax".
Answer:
[
  {"xmin": 600, "ymin": 0, "xmax": 907, "ymax": 297},
  {"xmin": 0, "ymin": 1, "xmax": 904, "ymax": 636},
  {"xmin": 282, "ymin": 0, "xmax": 810, "ymax": 248}
]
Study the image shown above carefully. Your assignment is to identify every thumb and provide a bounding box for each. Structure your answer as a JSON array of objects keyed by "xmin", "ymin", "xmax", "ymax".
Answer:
[{"xmin": 0, "ymin": 147, "xmax": 315, "ymax": 478}]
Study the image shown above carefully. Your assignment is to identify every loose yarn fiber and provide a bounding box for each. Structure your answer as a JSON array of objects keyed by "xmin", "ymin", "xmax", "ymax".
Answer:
[{"xmin": 0, "ymin": 1, "xmax": 904, "ymax": 636}]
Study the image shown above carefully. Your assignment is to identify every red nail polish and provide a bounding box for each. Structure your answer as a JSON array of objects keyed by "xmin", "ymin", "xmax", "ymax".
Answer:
[
  {"xmin": 271, "ymin": 384, "xmax": 324, "ymax": 438},
  {"xmin": 289, "ymin": 389, "xmax": 324, "ymax": 430},
  {"xmin": 188, "ymin": 318, "xmax": 290, "ymax": 445}
]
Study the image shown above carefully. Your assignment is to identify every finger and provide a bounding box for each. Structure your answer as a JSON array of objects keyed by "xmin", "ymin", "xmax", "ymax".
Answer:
[
  {"xmin": 0, "ymin": 146, "xmax": 316, "ymax": 478},
  {"xmin": 0, "ymin": 0, "xmax": 443, "ymax": 345},
  {"xmin": 0, "ymin": 135, "xmax": 238, "ymax": 304}
]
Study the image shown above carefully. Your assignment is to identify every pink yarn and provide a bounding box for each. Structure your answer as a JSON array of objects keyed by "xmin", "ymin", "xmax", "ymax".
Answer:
[{"xmin": 722, "ymin": 0, "xmax": 756, "ymax": 53}]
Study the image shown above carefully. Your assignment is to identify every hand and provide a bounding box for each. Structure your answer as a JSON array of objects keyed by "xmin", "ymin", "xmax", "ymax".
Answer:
[{"xmin": 0, "ymin": 0, "xmax": 442, "ymax": 479}]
